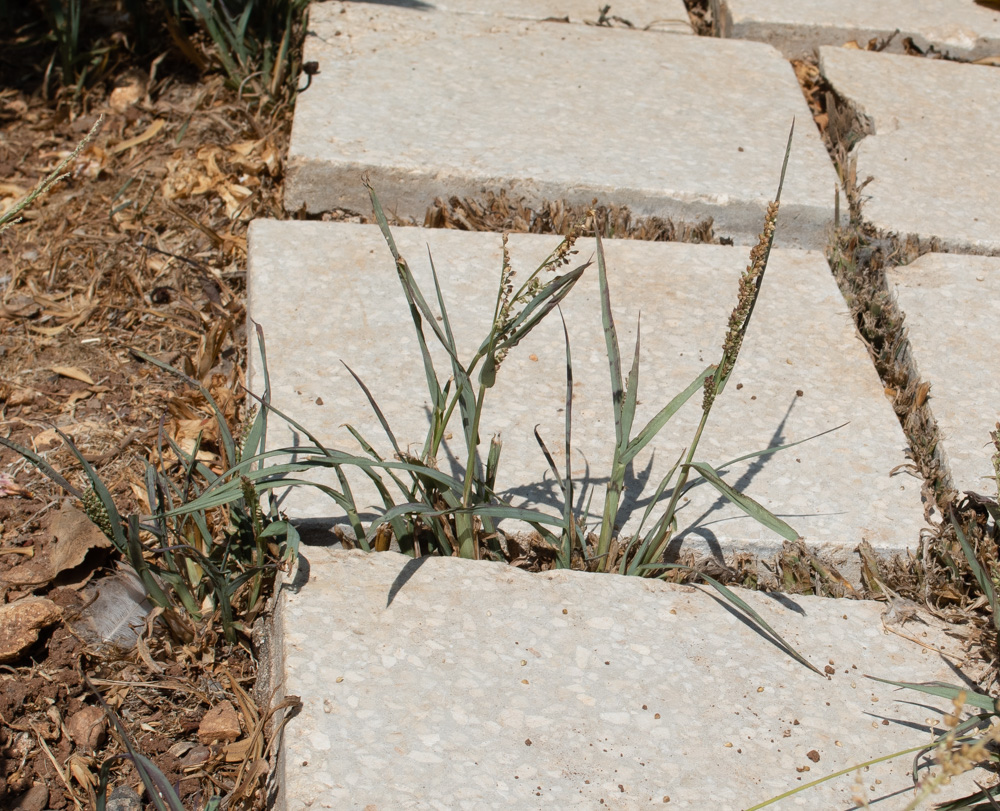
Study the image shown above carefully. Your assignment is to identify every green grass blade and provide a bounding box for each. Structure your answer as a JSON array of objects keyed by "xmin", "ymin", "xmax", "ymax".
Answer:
[
  {"xmin": 622, "ymin": 366, "xmax": 715, "ymax": 466},
  {"xmin": 774, "ymin": 119, "xmax": 795, "ymax": 203},
  {"xmin": 342, "ymin": 362, "xmax": 405, "ymax": 456},
  {"xmin": 0, "ymin": 435, "xmax": 84, "ymax": 498},
  {"xmin": 642, "ymin": 563, "xmax": 821, "ymax": 674},
  {"xmin": 685, "ymin": 461, "xmax": 799, "ymax": 542},
  {"xmin": 428, "ymin": 247, "xmax": 478, "ymax": 453},
  {"xmin": 626, "ymin": 449, "xmax": 685, "ymax": 573},
  {"xmin": 864, "ymin": 676, "xmax": 997, "ymax": 712},
  {"xmin": 239, "ymin": 322, "xmax": 272, "ymax": 464},
  {"xmin": 330, "ymin": 464, "xmax": 367, "ymax": 548},
  {"xmin": 56, "ymin": 429, "xmax": 128, "ymax": 553},
  {"xmin": 950, "ymin": 505, "xmax": 1000, "ymax": 632},
  {"xmin": 126, "ymin": 515, "xmax": 172, "ymax": 609},
  {"xmin": 595, "ymin": 231, "xmax": 624, "ymax": 444},
  {"xmin": 559, "ymin": 306, "xmax": 577, "ymax": 566},
  {"xmin": 744, "ymin": 742, "xmax": 933, "ymax": 810},
  {"xmin": 492, "ymin": 263, "xmax": 587, "ymax": 353},
  {"xmin": 711, "ymin": 422, "xmax": 848, "ymax": 472},
  {"xmin": 619, "ymin": 315, "xmax": 641, "ymax": 445}
]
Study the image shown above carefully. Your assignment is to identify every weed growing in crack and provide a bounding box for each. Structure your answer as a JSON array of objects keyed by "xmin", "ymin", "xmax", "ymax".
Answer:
[{"xmin": 291, "ymin": 123, "xmax": 822, "ymax": 672}]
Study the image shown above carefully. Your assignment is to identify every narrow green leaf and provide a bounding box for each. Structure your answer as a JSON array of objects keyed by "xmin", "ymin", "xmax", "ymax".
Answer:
[
  {"xmin": 685, "ymin": 461, "xmax": 799, "ymax": 542},
  {"xmin": 641, "ymin": 564, "xmax": 821, "ymax": 674},
  {"xmin": 864, "ymin": 676, "xmax": 997, "ymax": 712},
  {"xmin": 622, "ymin": 366, "xmax": 715, "ymax": 466},
  {"xmin": 950, "ymin": 505, "xmax": 1000, "ymax": 632},
  {"xmin": 596, "ymin": 231, "xmax": 624, "ymax": 444},
  {"xmin": 342, "ymin": 362, "xmax": 404, "ymax": 455},
  {"xmin": 712, "ymin": 422, "xmax": 848, "ymax": 472},
  {"xmin": 493, "ymin": 263, "xmax": 587, "ymax": 353},
  {"xmin": 626, "ymin": 449, "xmax": 685, "ymax": 573},
  {"xmin": 0, "ymin": 435, "xmax": 84, "ymax": 498},
  {"xmin": 57, "ymin": 429, "xmax": 128, "ymax": 553},
  {"xmin": 619, "ymin": 315, "xmax": 641, "ymax": 446}
]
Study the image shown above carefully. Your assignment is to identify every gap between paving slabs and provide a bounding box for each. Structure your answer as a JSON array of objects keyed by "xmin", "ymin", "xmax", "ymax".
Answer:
[{"xmin": 790, "ymin": 43, "xmax": 1000, "ymax": 687}]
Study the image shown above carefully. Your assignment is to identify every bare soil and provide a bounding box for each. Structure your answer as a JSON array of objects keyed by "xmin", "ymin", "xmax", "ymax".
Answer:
[{"xmin": 1, "ymin": 55, "xmax": 287, "ymax": 809}]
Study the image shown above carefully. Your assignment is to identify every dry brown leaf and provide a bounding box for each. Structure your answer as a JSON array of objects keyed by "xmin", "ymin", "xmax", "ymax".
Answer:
[
  {"xmin": 65, "ymin": 389, "xmax": 93, "ymax": 405},
  {"xmin": 33, "ymin": 428, "xmax": 61, "ymax": 449},
  {"xmin": 6, "ymin": 387, "xmax": 38, "ymax": 406},
  {"xmin": 0, "ymin": 182, "xmax": 28, "ymax": 197},
  {"xmin": 224, "ymin": 738, "xmax": 253, "ymax": 762},
  {"xmin": 67, "ymin": 753, "xmax": 98, "ymax": 790},
  {"xmin": 73, "ymin": 144, "xmax": 109, "ymax": 180},
  {"xmin": 0, "ymin": 472, "xmax": 33, "ymax": 498},
  {"xmin": 29, "ymin": 324, "xmax": 67, "ymax": 336},
  {"xmin": 51, "ymin": 366, "xmax": 95, "ymax": 385},
  {"xmin": 109, "ymin": 118, "xmax": 165, "ymax": 156},
  {"xmin": 49, "ymin": 505, "xmax": 112, "ymax": 576}
]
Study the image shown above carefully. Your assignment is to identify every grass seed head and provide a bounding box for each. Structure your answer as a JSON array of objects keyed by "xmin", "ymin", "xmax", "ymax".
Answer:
[
  {"xmin": 703, "ymin": 200, "xmax": 779, "ymax": 413},
  {"xmin": 82, "ymin": 487, "xmax": 115, "ymax": 542}
]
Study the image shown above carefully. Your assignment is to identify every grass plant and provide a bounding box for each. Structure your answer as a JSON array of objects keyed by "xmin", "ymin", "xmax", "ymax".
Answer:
[
  {"xmin": 0, "ymin": 328, "xmax": 300, "ymax": 643},
  {"xmin": 164, "ymin": 0, "xmax": 310, "ymax": 108},
  {"xmin": 9, "ymin": 0, "xmax": 309, "ymax": 106},
  {"xmin": 585, "ymin": 125, "xmax": 800, "ymax": 576},
  {"xmin": 314, "ymin": 178, "xmax": 591, "ymax": 561},
  {"xmin": 285, "ymin": 125, "xmax": 820, "ymax": 671}
]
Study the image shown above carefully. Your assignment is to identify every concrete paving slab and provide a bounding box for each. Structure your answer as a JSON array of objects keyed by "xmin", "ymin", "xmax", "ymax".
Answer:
[
  {"xmin": 285, "ymin": 1, "xmax": 840, "ymax": 249},
  {"xmin": 889, "ymin": 253, "xmax": 1000, "ymax": 497},
  {"xmin": 247, "ymin": 221, "xmax": 924, "ymax": 578},
  {"xmin": 271, "ymin": 548, "xmax": 976, "ymax": 810},
  {"xmin": 418, "ymin": 0, "xmax": 691, "ymax": 33},
  {"xmin": 717, "ymin": 0, "xmax": 1000, "ymax": 61},
  {"xmin": 819, "ymin": 46, "xmax": 1000, "ymax": 253}
]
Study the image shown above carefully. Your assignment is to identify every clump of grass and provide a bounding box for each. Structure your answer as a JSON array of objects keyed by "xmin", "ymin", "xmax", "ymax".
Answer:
[
  {"xmin": 308, "ymin": 178, "xmax": 591, "ymax": 561},
  {"xmin": 1, "ymin": 328, "xmax": 300, "ymax": 643},
  {"xmin": 286, "ymin": 123, "xmax": 820, "ymax": 672},
  {"xmin": 164, "ymin": 0, "xmax": 311, "ymax": 109},
  {"xmin": 532, "ymin": 124, "xmax": 830, "ymax": 587},
  {"xmin": 9, "ymin": 1, "xmax": 309, "ymax": 107}
]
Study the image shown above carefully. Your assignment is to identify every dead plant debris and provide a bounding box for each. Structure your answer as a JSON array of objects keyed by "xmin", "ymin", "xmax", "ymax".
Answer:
[{"xmin": 1, "ymin": 60, "xmax": 288, "ymax": 810}]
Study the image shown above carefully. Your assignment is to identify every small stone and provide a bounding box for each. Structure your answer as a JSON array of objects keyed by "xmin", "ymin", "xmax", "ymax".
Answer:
[
  {"xmin": 11, "ymin": 783, "xmax": 48, "ymax": 811},
  {"xmin": 180, "ymin": 744, "xmax": 212, "ymax": 767},
  {"xmin": 0, "ymin": 597, "xmax": 61, "ymax": 663},
  {"xmin": 106, "ymin": 784, "xmax": 141, "ymax": 811},
  {"xmin": 66, "ymin": 705, "xmax": 107, "ymax": 751},
  {"xmin": 198, "ymin": 700, "xmax": 242, "ymax": 744}
]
